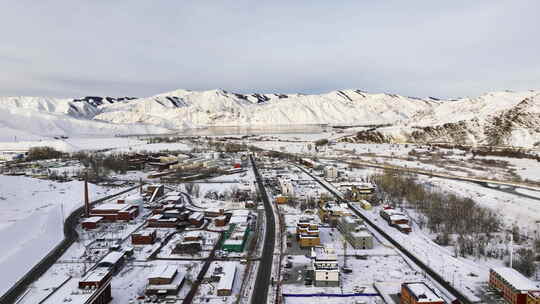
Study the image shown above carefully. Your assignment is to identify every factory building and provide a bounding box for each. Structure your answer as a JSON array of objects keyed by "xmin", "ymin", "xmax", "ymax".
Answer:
[
  {"xmin": 400, "ymin": 282, "xmax": 445, "ymax": 304},
  {"xmin": 489, "ymin": 268, "xmax": 540, "ymax": 304}
]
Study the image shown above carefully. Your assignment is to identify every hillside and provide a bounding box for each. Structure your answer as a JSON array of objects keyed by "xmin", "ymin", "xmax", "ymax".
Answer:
[
  {"xmin": 1, "ymin": 89, "xmax": 539, "ymax": 147},
  {"xmin": 353, "ymin": 91, "xmax": 540, "ymax": 147}
]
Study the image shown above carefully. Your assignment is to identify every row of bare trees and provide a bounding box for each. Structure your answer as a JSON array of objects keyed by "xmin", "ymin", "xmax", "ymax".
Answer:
[
  {"xmin": 369, "ymin": 170, "xmax": 540, "ymax": 277},
  {"xmin": 369, "ymin": 171, "xmax": 502, "ymax": 235}
]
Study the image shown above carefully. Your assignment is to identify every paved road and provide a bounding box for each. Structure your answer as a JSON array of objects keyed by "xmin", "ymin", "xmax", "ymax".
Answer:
[{"xmin": 250, "ymin": 154, "xmax": 276, "ymax": 304}]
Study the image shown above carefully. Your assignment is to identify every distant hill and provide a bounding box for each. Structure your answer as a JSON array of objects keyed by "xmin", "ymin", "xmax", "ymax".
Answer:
[{"xmin": 1, "ymin": 89, "xmax": 539, "ymax": 147}]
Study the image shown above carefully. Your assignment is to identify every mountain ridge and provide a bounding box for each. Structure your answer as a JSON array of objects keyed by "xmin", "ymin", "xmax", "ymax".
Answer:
[{"xmin": 1, "ymin": 88, "xmax": 539, "ymax": 147}]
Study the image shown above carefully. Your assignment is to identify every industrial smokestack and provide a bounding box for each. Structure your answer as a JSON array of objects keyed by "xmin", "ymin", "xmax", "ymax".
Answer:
[{"xmin": 84, "ymin": 174, "xmax": 90, "ymax": 217}]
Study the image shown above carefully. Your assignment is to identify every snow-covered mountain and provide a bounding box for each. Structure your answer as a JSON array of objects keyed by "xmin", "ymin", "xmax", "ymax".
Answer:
[
  {"xmin": 353, "ymin": 90, "xmax": 540, "ymax": 147},
  {"xmin": 1, "ymin": 88, "xmax": 539, "ymax": 147}
]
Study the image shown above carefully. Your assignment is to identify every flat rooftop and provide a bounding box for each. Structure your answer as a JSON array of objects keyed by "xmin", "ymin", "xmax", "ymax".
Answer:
[
  {"xmin": 92, "ymin": 203, "xmax": 131, "ymax": 212},
  {"xmin": 41, "ymin": 278, "xmax": 94, "ymax": 304},
  {"xmin": 492, "ymin": 267, "xmax": 540, "ymax": 291},
  {"xmin": 404, "ymin": 282, "xmax": 443, "ymax": 303},
  {"xmin": 82, "ymin": 216, "xmax": 103, "ymax": 223},
  {"xmin": 149, "ymin": 265, "xmax": 178, "ymax": 281},
  {"xmin": 81, "ymin": 268, "xmax": 111, "ymax": 284}
]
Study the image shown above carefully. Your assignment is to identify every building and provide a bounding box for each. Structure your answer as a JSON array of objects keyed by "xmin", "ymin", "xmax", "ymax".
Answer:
[
  {"xmin": 275, "ymin": 195, "xmax": 288, "ymax": 204},
  {"xmin": 278, "ymin": 177, "xmax": 295, "ymax": 196},
  {"xmin": 401, "ymin": 282, "xmax": 444, "ymax": 304},
  {"xmin": 296, "ymin": 216, "xmax": 320, "ymax": 248},
  {"xmin": 163, "ymin": 195, "xmax": 182, "ymax": 204},
  {"xmin": 312, "ymin": 246, "xmax": 339, "ymax": 287},
  {"xmin": 244, "ymin": 200, "xmax": 256, "ymax": 208},
  {"xmin": 204, "ymin": 208, "xmax": 224, "ymax": 217},
  {"xmin": 215, "ymin": 215, "xmax": 228, "ymax": 227},
  {"xmin": 41, "ymin": 267, "xmax": 112, "ymax": 304},
  {"xmin": 97, "ymin": 251, "xmax": 125, "ymax": 273},
  {"xmin": 340, "ymin": 182, "xmax": 376, "ymax": 201},
  {"xmin": 222, "ymin": 225, "xmax": 250, "ymax": 252},
  {"xmin": 489, "ymin": 268, "xmax": 540, "ymax": 304},
  {"xmin": 148, "ymin": 265, "xmax": 178, "ymax": 285},
  {"xmin": 229, "ymin": 210, "xmax": 252, "ymax": 227},
  {"xmin": 173, "ymin": 241, "xmax": 202, "ymax": 254},
  {"xmin": 528, "ymin": 291, "xmax": 540, "ymax": 304},
  {"xmin": 183, "ymin": 231, "xmax": 202, "ymax": 242},
  {"xmin": 146, "ymin": 184, "xmax": 165, "ymax": 199},
  {"xmin": 324, "ymin": 166, "xmax": 338, "ymax": 180},
  {"xmin": 319, "ymin": 202, "xmax": 352, "ymax": 225},
  {"xmin": 82, "ymin": 216, "xmax": 103, "ymax": 230},
  {"xmin": 216, "ymin": 262, "xmax": 237, "ymax": 296},
  {"xmin": 78, "ymin": 268, "xmax": 112, "ymax": 304},
  {"xmin": 146, "ymin": 265, "xmax": 185, "ymax": 296},
  {"xmin": 337, "ymin": 215, "xmax": 373, "ymax": 249},
  {"xmin": 147, "ymin": 214, "xmax": 179, "ymax": 228},
  {"xmin": 132, "ymin": 229, "xmax": 157, "ymax": 245},
  {"xmin": 90, "ymin": 203, "xmax": 139, "ymax": 222},
  {"xmin": 188, "ymin": 212, "xmax": 204, "ymax": 226}
]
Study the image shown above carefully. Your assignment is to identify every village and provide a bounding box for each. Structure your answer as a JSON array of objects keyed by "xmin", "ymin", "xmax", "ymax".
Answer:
[{"xmin": 1, "ymin": 137, "xmax": 540, "ymax": 304}]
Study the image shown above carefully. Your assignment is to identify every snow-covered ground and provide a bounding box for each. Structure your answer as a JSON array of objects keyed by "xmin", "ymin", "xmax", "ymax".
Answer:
[{"xmin": 0, "ymin": 175, "xmax": 117, "ymax": 296}]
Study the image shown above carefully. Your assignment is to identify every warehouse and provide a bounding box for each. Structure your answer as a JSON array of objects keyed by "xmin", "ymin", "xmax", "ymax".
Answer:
[
  {"xmin": 81, "ymin": 216, "xmax": 103, "ymax": 230},
  {"xmin": 90, "ymin": 203, "xmax": 139, "ymax": 221},
  {"xmin": 216, "ymin": 262, "xmax": 237, "ymax": 296},
  {"xmin": 489, "ymin": 267, "xmax": 540, "ymax": 304},
  {"xmin": 97, "ymin": 251, "xmax": 125, "ymax": 273},
  {"xmin": 146, "ymin": 264, "xmax": 185, "ymax": 296},
  {"xmin": 43, "ymin": 272, "xmax": 112, "ymax": 304},
  {"xmin": 400, "ymin": 282, "xmax": 444, "ymax": 304},
  {"xmin": 131, "ymin": 229, "xmax": 157, "ymax": 245}
]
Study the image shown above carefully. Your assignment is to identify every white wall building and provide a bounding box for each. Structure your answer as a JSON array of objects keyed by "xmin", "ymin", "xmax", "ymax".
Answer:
[
  {"xmin": 312, "ymin": 246, "xmax": 340, "ymax": 287},
  {"xmin": 324, "ymin": 166, "xmax": 338, "ymax": 180}
]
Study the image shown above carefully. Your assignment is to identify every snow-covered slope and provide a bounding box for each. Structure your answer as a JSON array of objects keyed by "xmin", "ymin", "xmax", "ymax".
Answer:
[
  {"xmin": 1, "ymin": 89, "xmax": 539, "ymax": 147},
  {"xmin": 0, "ymin": 96, "xmax": 170, "ymax": 141},
  {"xmin": 94, "ymin": 89, "xmax": 434, "ymax": 128},
  {"xmin": 354, "ymin": 90, "xmax": 540, "ymax": 147}
]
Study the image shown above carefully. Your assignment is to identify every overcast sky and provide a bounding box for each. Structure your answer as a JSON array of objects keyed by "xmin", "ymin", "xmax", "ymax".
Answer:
[{"xmin": 1, "ymin": 1, "xmax": 538, "ymax": 98}]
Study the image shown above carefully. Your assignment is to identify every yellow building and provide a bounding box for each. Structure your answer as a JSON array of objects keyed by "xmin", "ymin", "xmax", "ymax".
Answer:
[
  {"xmin": 296, "ymin": 216, "xmax": 320, "ymax": 248},
  {"xmin": 276, "ymin": 195, "xmax": 288, "ymax": 204},
  {"xmin": 528, "ymin": 291, "xmax": 540, "ymax": 304}
]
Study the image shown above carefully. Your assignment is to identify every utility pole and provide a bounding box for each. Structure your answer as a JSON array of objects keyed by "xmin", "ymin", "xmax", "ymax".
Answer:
[
  {"xmin": 510, "ymin": 232, "xmax": 514, "ymax": 269},
  {"xmin": 60, "ymin": 202, "xmax": 65, "ymax": 224},
  {"xmin": 84, "ymin": 173, "xmax": 90, "ymax": 217},
  {"xmin": 343, "ymin": 237, "xmax": 347, "ymax": 269}
]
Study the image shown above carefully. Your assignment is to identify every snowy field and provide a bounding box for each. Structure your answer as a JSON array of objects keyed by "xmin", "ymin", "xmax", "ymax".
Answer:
[
  {"xmin": 0, "ymin": 175, "xmax": 117, "ymax": 296},
  {"xmin": 0, "ymin": 137, "xmax": 146, "ymax": 153},
  {"xmin": 0, "ymin": 136, "xmax": 194, "ymax": 154}
]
